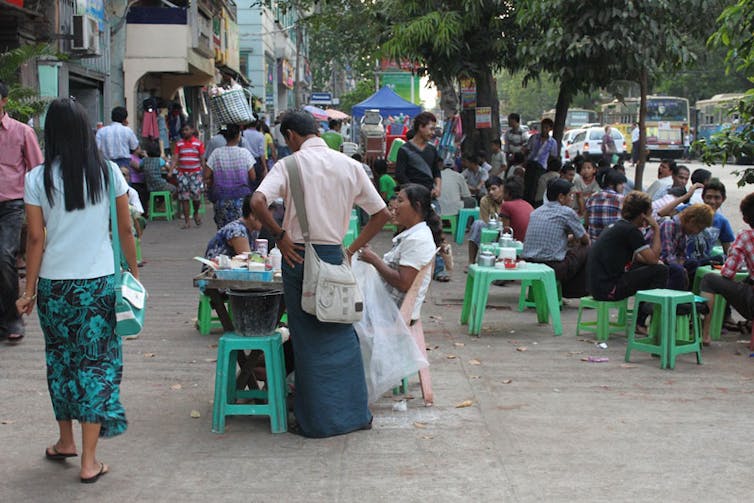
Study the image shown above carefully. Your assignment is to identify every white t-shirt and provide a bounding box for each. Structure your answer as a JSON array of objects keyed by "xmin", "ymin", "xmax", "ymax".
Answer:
[
  {"xmin": 382, "ymin": 222, "xmax": 437, "ymax": 320},
  {"xmin": 257, "ymin": 137, "xmax": 386, "ymax": 244},
  {"xmin": 25, "ymin": 161, "xmax": 129, "ymax": 280}
]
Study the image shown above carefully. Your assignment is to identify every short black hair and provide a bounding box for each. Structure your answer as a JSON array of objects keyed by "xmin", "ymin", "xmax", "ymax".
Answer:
[
  {"xmin": 111, "ymin": 106, "xmax": 128, "ymax": 123},
  {"xmin": 546, "ymin": 178, "xmax": 572, "ymax": 201},
  {"xmin": 503, "ymin": 178, "xmax": 523, "ymax": 200},
  {"xmin": 220, "ymin": 123, "xmax": 241, "ymax": 142},
  {"xmin": 373, "ymin": 158, "xmax": 387, "ymax": 176},
  {"xmin": 508, "ymin": 113, "xmax": 520, "ymax": 123},
  {"xmin": 596, "ymin": 168, "xmax": 627, "ymax": 190},
  {"xmin": 691, "ymin": 168, "xmax": 712, "ymax": 184},
  {"xmin": 547, "ymin": 156, "xmax": 562, "ymax": 172},
  {"xmin": 351, "ymin": 153, "xmax": 363, "ymax": 163},
  {"xmin": 0, "ymin": 80, "xmax": 7, "ymax": 99},
  {"xmin": 280, "ymin": 110, "xmax": 319, "ymax": 138},
  {"xmin": 673, "ymin": 164, "xmax": 690, "ymax": 176},
  {"xmin": 561, "ymin": 163, "xmax": 576, "ymax": 174},
  {"xmin": 491, "ymin": 139, "xmax": 501, "ymax": 148},
  {"xmin": 511, "ymin": 151, "xmax": 525, "ymax": 165},
  {"xmin": 667, "ymin": 186, "xmax": 687, "ymax": 197},
  {"xmin": 741, "ymin": 192, "xmax": 754, "ymax": 224},
  {"xmin": 702, "ymin": 178, "xmax": 726, "ymax": 200},
  {"xmin": 242, "ymin": 194, "xmax": 254, "ymax": 218},
  {"xmin": 412, "ymin": 111, "xmax": 437, "ymax": 133},
  {"xmin": 540, "ymin": 118, "xmax": 554, "ymax": 129},
  {"xmin": 144, "ymin": 139, "xmax": 161, "ymax": 157},
  {"xmin": 328, "ymin": 119, "xmax": 339, "ymax": 129},
  {"xmin": 485, "ymin": 175, "xmax": 504, "ymax": 191}
]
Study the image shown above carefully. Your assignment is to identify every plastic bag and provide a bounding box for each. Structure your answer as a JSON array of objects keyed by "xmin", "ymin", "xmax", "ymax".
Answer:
[{"xmin": 352, "ymin": 259, "xmax": 428, "ymax": 403}]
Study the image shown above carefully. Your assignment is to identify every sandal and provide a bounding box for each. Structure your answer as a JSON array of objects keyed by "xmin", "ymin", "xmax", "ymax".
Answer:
[
  {"xmin": 6, "ymin": 333, "xmax": 24, "ymax": 343},
  {"xmin": 45, "ymin": 444, "xmax": 77, "ymax": 460},
  {"xmin": 434, "ymin": 274, "xmax": 450, "ymax": 283}
]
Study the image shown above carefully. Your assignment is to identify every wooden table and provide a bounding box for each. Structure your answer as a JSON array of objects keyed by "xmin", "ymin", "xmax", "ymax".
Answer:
[{"xmin": 193, "ymin": 271, "xmax": 285, "ymax": 390}]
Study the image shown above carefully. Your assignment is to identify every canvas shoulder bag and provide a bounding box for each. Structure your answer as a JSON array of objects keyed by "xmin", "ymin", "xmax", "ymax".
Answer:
[
  {"xmin": 284, "ymin": 155, "xmax": 363, "ymax": 323},
  {"xmin": 109, "ymin": 167, "xmax": 148, "ymax": 336}
]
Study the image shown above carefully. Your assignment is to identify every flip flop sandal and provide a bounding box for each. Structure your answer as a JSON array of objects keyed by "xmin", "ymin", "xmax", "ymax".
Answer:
[
  {"xmin": 80, "ymin": 462, "xmax": 108, "ymax": 484},
  {"xmin": 7, "ymin": 333, "xmax": 24, "ymax": 343},
  {"xmin": 434, "ymin": 274, "xmax": 450, "ymax": 282},
  {"xmin": 45, "ymin": 445, "xmax": 77, "ymax": 460}
]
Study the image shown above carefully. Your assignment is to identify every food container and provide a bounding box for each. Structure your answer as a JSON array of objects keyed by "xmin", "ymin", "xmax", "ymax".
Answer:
[
  {"xmin": 498, "ymin": 247, "xmax": 517, "ymax": 269},
  {"xmin": 255, "ymin": 239, "xmax": 268, "ymax": 257}
]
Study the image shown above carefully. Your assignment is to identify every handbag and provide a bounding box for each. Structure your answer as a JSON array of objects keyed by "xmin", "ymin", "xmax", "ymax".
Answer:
[
  {"xmin": 284, "ymin": 156, "xmax": 364, "ymax": 323},
  {"xmin": 109, "ymin": 171, "xmax": 148, "ymax": 336},
  {"xmin": 209, "ymin": 88, "xmax": 253, "ymax": 125}
]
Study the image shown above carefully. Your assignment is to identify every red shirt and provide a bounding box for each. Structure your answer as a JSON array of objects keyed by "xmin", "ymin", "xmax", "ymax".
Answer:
[
  {"xmin": 174, "ymin": 137, "xmax": 205, "ymax": 172},
  {"xmin": 499, "ymin": 198, "xmax": 534, "ymax": 241}
]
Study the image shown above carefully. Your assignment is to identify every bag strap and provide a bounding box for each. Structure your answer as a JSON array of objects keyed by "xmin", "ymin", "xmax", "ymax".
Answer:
[
  {"xmin": 284, "ymin": 155, "xmax": 310, "ymax": 243},
  {"xmin": 108, "ymin": 164, "xmax": 123, "ymax": 303}
]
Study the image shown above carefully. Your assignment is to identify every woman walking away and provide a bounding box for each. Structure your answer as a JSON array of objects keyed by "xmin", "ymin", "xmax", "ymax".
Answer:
[
  {"xmin": 205, "ymin": 124, "xmax": 256, "ymax": 229},
  {"xmin": 16, "ymin": 98, "xmax": 137, "ymax": 484}
]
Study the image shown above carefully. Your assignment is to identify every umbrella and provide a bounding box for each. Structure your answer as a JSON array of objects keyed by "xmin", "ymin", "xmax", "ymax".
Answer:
[
  {"xmin": 325, "ymin": 109, "xmax": 350, "ymax": 120},
  {"xmin": 303, "ymin": 105, "xmax": 328, "ymax": 121}
]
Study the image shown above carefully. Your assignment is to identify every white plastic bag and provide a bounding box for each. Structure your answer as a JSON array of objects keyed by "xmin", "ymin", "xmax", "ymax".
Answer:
[{"xmin": 353, "ymin": 259, "xmax": 428, "ymax": 403}]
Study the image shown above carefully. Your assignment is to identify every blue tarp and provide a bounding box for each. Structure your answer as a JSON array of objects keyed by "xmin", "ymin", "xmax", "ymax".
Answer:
[{"xmin": 351, "ymin": 87, "xmax": 422, "ymax": 120}]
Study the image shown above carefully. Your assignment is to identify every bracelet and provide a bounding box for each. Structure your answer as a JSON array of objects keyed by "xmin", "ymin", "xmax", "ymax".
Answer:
[
  {"xmin": 274, "ymin": 229, "xmax": 286, "ymax": 241},
  {"xmin": 20, "ymin": 292, "xmax": 37, "ymax": 301}
]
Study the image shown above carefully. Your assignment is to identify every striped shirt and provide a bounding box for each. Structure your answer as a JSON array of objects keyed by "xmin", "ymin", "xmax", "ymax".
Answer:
[{"xmin": 174, "ymin": 137, "xmax": 205, "ymax": 172}]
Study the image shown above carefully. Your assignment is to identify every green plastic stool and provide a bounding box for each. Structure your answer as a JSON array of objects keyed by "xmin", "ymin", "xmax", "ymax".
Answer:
[
  {"xmin": 575, "ymin": 296, "xmax": 630, "ymax": 341},
  {"xmin": 212, "ymin": 332, "xmax": 287, "ymax": 434},
  {"xmin": 481, "ymin": 227, "xmax": 499, "ymax": 244},
  {"xmin": 196, "ymin": 293, "xmax": 231, "ymax": 336},
  {"xmin": 349, "ymin": 214, "xmax": 359, "ymax": 236},
  {"xmin": 343, "ymin": 229, "xmax": 356, "ymax": 248},
  {"xmin": 383, "ymin": 223, "xmax": 398, "ymax": 233},
  {"xmin": 455, "ymin": 207, "xmax": 480, "ymax": 244},
  {"xmin": 148, "ymin": 190, "xmax": 174, "ymax": 221},
  {"xmin": 625, "ymin": 289, "xmax": 702, "ymax": 369},
  {"xmin": 441, "ymin": 214, "xmax": 458, "ymax": 239},
  {"xmin": 135, "ymin": 237, "xmax": 142, "ymax": 263}
]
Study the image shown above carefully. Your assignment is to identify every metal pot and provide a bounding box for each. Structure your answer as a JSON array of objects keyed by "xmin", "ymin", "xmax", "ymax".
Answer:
[{"xmin": 477, "ymin": 251, "xmax": 496, "ymax": 267}]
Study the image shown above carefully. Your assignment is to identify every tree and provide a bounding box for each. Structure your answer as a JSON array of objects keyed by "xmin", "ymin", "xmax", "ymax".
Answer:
[
  {"xmin": 699, "ymin": 0, "xmax": 754, "ymax": 185},
  {"xmin": 381, "ymin": 0, "xmax": 523, "ymax": 154},
  {"xmin": 516, "ymin": 0, "xmax": 725, "ymax": 189},
  {"xmin": 0, "ymin": 44, "xmax": 57, "ymax": 124},
  {"xmin": 338, "ymin": 79, "xmax": 375, "ymax": 115}
]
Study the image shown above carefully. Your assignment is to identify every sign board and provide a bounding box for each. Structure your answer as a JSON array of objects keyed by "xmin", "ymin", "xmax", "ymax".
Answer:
[
  {"xmin": 76, "ymin": 0, "xmax": 106, "ymax": 29},
  {"xmin": 265, "ymin": 95, "xmax": 274, "ymax": 106},
  {"xmin": 475, "ymin": 107, "xmax": 492, "ymax": 129},
  {"xmin": 310, "ymin": 92, "xmax": 333, "ymax": 105},
  {"xmin": 379, "ymin": 72, "xmax": 420, "ymax": 105},
  {"xmin": 461, "ymin": 78, "xmax": 476, "ymax": 110}
]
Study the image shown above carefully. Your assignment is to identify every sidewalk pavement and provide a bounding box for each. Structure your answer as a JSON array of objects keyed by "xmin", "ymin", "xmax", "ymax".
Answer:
[{"xmin": 2, "ymin": 216, "xmax": 753, "ymax": 502}]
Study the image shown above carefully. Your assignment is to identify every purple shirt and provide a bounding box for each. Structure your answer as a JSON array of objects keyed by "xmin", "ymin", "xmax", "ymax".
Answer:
[{"xmin": 0, "ymin": 112, "xmax": 44, "ymax": 201}]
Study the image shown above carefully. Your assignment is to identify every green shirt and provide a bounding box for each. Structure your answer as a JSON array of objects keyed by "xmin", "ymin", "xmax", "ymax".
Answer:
[
  {"xmin": 379, "ymin": 174, "xmax": 397, "ymax": 200},
  {"xmin": 321, "ymin": 131, "xmax": 343, "ymax": 151}
]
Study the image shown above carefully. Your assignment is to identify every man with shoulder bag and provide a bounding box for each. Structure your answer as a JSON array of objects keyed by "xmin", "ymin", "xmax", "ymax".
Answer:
[{"xmin": 251, "ymin": 111, "xmax": 389, "ymax": 439}]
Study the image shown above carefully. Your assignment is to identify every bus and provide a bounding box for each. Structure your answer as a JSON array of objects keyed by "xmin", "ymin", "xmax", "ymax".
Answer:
[
  {"xmin": 600, "ymin": 96, "xmax": 690, "ymax": 159},
  {"xmin": 542, "ymin": 108, "xmax": 598, "ymax": 129},
  {"xmin": 694, "ymin": 93, "xmax": 746, "ymax": 142}
]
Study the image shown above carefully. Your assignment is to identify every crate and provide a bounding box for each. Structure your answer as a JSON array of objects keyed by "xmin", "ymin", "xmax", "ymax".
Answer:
[{"xmin": 215, "ymin": 269, "xmax": 273, "ymax": 282}]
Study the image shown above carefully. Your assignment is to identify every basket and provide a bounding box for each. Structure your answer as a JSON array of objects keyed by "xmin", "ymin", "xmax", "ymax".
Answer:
[
  {"xmin": 215, "ymin": 269, "xmax": 273, "ymax": 282},
  {"xmin": 209, "ymin": 89, "xmax": 253, "ymax": 125}
]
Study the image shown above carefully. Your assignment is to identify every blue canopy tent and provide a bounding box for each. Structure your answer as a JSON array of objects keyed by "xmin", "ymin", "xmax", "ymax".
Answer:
[{"xmin": 351, "ymin": 86, "xmax": 422, "ymax": 141}]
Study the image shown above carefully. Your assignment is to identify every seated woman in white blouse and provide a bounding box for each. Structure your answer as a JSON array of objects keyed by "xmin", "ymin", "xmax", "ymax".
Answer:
[{"xmin": 358, "ymin": 184, "xmax": 442, "ymax": 321}]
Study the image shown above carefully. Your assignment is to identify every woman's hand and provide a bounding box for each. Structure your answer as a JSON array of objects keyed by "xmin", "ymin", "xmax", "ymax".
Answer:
[
  {"xmin": 357, "ymin": 245, "xmax": 380, "ymax": 266},
  {"xmin": 16, "ymin": 296, "xmax": 35, "ymax": 316}
]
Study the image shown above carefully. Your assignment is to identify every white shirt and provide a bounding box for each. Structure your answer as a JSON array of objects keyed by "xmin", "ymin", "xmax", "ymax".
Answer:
[
  {"xmin": 631, "ymin": 126, "xmax": 640, "ymax": 143},
  {"xmin": 382, "ymin": 222, "xmax": 437, "ymax": 320},
  {"xmin": 646, "ymin": 176, "xmax": 673, "ymax": 201},
  {"xmin": 439, "ymin": 168, "xmax": 471, "ymax": 216},
  {"xmin": 25, "ymin": 161, "xmax": 129, "ymax": 279},
  {"xmin": 257, "ymin": 137, "xmax": 386, "ymax": 244}
]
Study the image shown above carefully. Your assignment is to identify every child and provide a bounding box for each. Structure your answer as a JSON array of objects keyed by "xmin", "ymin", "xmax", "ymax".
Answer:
[
  {"xmin": 505, "ymin": 152, "xmax": 525, "ymax": 180},
  {"xmin": 489, "ymin": 139, "xmax": 506, "ymax": 177},
  {"xmin": 560, "ymin": 163, "xmax": 576, "ymax": 183},
  {"xmin": 170, "ymin": 124, "xmax": 206, "ymax": 229},
  {"xmin": 467, "ymin": 176, "xmax": 504, "ymax": 266},
  {"xmin": 571, "ymin": 159, "xmax": 599, "ymax": 216},
  {"xmin": 142, "ymin": 139, "xmax": 176, "ymax": 195}
]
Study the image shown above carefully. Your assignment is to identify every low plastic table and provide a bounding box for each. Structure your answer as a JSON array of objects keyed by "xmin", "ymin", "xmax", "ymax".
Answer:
[{"xmin": 460, "ymin": 263, "xmax": 562, "ymax": 336}]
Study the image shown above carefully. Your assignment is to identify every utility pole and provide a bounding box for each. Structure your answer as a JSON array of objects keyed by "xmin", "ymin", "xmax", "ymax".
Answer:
[{"xmin": 294, "ymin": 10, "xmax": 302, "ymax": 108}]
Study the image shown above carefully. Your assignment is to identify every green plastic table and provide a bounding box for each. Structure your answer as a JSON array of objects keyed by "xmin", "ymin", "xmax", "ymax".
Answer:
[{"xmin": 460, "ymin": 263, "xmax": 562, "ymax": 336}]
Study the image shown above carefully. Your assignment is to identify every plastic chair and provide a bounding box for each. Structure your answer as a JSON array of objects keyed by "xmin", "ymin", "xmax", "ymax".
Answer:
[
  {"xmin": 212, "ymin": 332, "xmax": 287, "ymax": 434},
  {"xmin": 575, "ymin": 296, "xmax": 630, "ymax": 341},
  {"xmin": 625, "ymin": 289, "xmax": 702, "ymax": 369},
  {"xmin": 392, "ymin": 256, "xmax": 436, "ymax": 406},
  {"xmin": 455, "ymin": 207, "xmax": 480, "ymax": 244},
  {"xmin": 148, "ymin": 190, "xmax": 174, "ymax": 221}
]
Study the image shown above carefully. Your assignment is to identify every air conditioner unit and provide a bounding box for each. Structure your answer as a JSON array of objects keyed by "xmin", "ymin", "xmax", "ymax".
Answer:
[{"xmin": 72, "ymin": 15, "xmax": 100, "ymax": 54}]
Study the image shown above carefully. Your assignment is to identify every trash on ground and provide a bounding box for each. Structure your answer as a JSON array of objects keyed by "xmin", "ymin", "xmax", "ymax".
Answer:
[
  {"xmin": 392, "ymin": 400, "xmax": 408, "ymax": 412},
  {"xmin": 455, "ymin": 400, "xmax": 473, "ymax": 408}
]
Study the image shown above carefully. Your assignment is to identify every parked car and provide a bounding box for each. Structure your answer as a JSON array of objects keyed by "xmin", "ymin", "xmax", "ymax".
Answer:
[
  {"xmin": 560, "ymin": 128, "xmax": 583, "ymax": 161},
  {"xmin": 565, "ymin": 127, "xmax": 627, "ymax": 163}
]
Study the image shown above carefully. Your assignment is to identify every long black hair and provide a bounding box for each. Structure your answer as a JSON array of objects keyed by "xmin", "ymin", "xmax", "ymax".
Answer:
[
  {"xmin": 43, "ymin": 98, "xmax": 109, "ymax": 211},
  {"xmin": 400, "ymin": 183, "xmax": 442, "ymax": 246}
]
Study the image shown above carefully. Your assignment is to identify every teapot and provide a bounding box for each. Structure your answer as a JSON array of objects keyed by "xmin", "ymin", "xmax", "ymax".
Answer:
[
  {"xmin": 477, "ymin": 250, "xmax": 496, "ymax": 267},
  {"xmin": 499, "ymin": 227, "xmax": 514, "ymax": 248}
]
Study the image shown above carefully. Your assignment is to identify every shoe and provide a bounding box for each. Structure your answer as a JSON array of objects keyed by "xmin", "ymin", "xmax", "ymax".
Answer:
[
  {"xmin": 80, "ymin": 462, "xmax": 108, "ymax": 484},
  {"xmin": 45, "ymin": 445, "xmax": 77, "ymax": 460}
]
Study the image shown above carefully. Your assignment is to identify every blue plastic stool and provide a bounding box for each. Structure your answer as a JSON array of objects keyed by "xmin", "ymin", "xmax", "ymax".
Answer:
[{"xmin": 212, "ymin": 332, "xmax": 287, "ymax": 434}]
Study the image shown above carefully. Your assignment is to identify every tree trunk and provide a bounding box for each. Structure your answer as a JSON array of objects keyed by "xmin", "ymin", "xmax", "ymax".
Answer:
[
  {"xmin": 635, "ymin": 68, "xmax": 649, "ymax": 191},
  {"xmin": 459, "ymin": 67, "xmax": 499, "ymax": 157},
  {"xmin": 553, "ymin": 82, "xmax": 572, "ymax": 154}
]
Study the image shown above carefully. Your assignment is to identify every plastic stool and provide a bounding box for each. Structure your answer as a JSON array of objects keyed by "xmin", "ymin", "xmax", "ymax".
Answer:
[
  {"xmin": 212, "ymin": 332, "xmax": 287, "ymax": 434},
  {"xmin": 625, "ymin": 289, "xmax": 702, "ymax": 369},
  {"xmin": 441, "ymin": 214, "xmax": 458, "ymax": 239},
  {"xmin": 481, "ymin": 227, "xmax": 499, "ymax": 244},
  {"xmin": 135, "ymin": 237, "xmax": 142, "ymax": 263},
  {"xmin": 455, "ymin": 207, "xmax": 480, "ymax": 244},
  {"xmin": 196, "ymin": 293, "xmax": 230, "ymax": 335},
  {"xmin": 575, "ymin": 296, "xmax": 630, "ymax": 341},
  {"xmin": 148, "ymin": 191, "xmax": 174, "ymax": 221},
  {"xmin": 343, "ymin": 229, "xmax": 356, "ymax": 248},
  {"xmin": 349, "ymin": 214, "xmax": 359, "ymax": 236}
]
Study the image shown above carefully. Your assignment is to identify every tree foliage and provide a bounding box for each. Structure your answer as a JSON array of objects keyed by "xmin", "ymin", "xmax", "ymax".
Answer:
[
  {"xmin": 0, "ymin": 44, "xmax": 58, "ymax": 123},
  {"xmin": 699, "ymin": 0, "xmax": 754, "ymax": 184}
]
